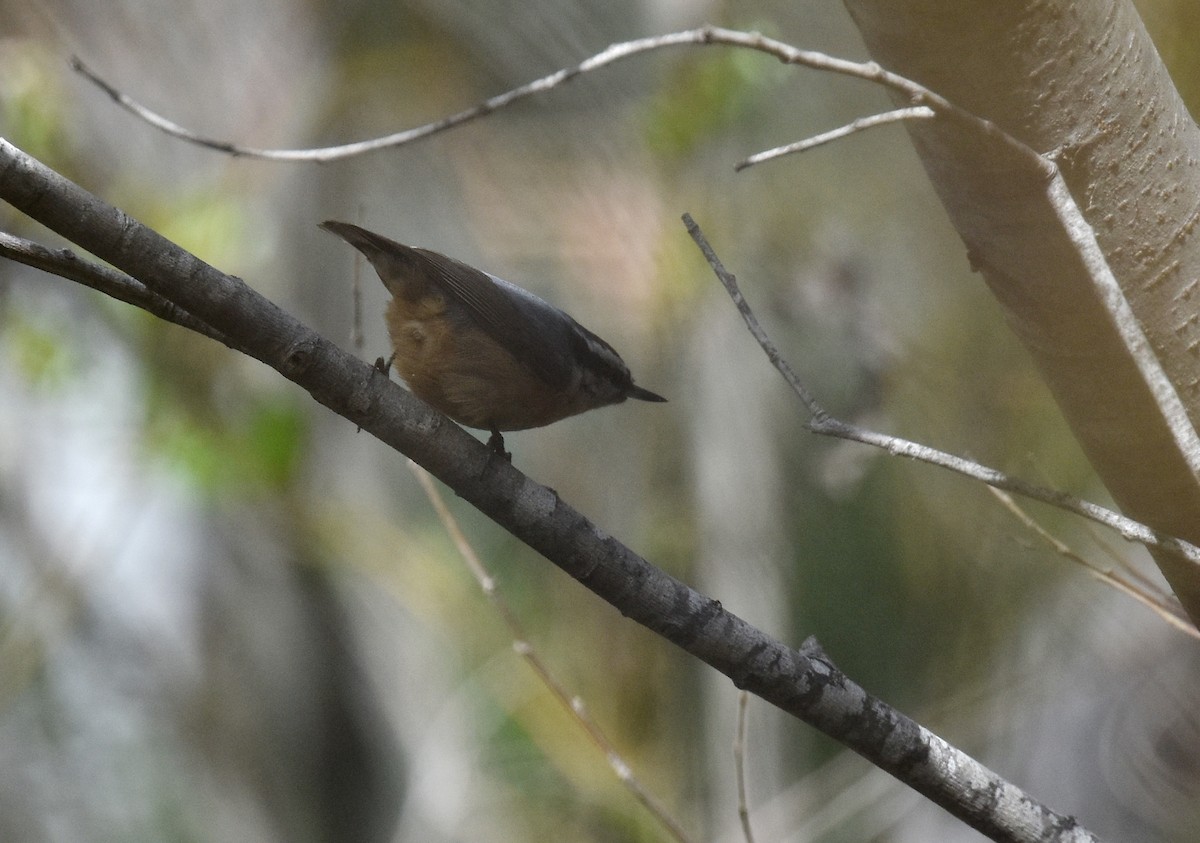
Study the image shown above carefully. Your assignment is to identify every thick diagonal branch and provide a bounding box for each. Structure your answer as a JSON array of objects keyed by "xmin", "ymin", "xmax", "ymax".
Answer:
[{"xmin": 0, "ymin": 140, "xmax": 1097, "ymax": 843}]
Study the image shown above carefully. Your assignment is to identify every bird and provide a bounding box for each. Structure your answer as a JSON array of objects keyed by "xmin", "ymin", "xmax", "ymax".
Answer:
[{"xmin": 321, "ymin": 221, "xmax": 666, "ymax": 456}]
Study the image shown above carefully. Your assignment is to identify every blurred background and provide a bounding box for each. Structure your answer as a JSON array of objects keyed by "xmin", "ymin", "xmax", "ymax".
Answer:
[{"xmin": 2, "ymin": 1, "xmax": 1199, "ymax": 841}]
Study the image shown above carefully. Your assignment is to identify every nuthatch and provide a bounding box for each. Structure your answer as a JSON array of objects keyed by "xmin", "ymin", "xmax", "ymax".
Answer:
[{"xmin": 321, "ymin": 221, "xmax": 666, "ymax": 455}]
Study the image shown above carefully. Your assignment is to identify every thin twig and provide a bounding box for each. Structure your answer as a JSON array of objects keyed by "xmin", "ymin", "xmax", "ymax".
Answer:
[
  {"xmin": 735, "ymin": 106, "xmax": 935, "ymax": 171},
  {"xmin": 71, "ymin": 26, "xmax": 1037, "ymax": 166},
  {"xmin": 0, "ymin": 230, "xmax": 232, "ymax": 346},
  {"xmin": 988, "ymin": 487, "xmax": 1199, "ymax": 640},
  {"xmin": 1091, "ymin": 527, "xmax": 1171, "ymax": 596},
  {"xmin": 72, "ymin": 32, "xmax": 738, "ymax": 162},
  {"xmin": 407, "ymin": 462, "xmax": 694, "ymax": 843},
  {"xmin": 682, "ymin": 214, "xmax": 824, "ymax": 418},
  {"xmin": 682, "ymin": 212, "xmax": 1200, "ymax": 581},
  {"xmin": 734, "ymin": 691, "xmax": 756, "ymax": 843}
]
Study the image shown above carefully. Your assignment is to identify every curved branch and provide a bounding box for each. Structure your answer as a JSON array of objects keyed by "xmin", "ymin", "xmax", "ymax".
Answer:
[{"xmin": 71, "ymin": 26, "xmax": 1033, "ymax": 165}]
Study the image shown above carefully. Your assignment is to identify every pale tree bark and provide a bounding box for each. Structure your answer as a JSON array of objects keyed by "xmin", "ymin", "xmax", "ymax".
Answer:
[{"xmin": 842, "ymin": 0, "xmax": 1200, "ymax": 624}]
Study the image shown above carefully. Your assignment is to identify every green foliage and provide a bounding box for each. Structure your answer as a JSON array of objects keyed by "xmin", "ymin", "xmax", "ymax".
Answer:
[
  {"xmin": 4, "ymin": 310, "xmax": 75, "ymax": 388},
  {"xmin": 642, "ymin": 47, "xmax": 772, "ymax": 160},
  {"xmin": 147, "ymin": 391, "xmax": 308, "ymax": 497},
  {"xmin": 1136, "ymin": 0, "xmax": 1200, "ymax": 115},
  {"xmin": 123, "ymin": 188, "xmax": 258, "ymax": 269},
  {"xmin": 0, "ymin": 42, "xmax": 70, "ymax": 169}
]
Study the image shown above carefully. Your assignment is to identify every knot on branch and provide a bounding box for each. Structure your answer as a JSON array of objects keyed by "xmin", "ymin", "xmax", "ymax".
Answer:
[{"xmin": 280, "ymin": 336, "xmax": 319, "ymax": 378}]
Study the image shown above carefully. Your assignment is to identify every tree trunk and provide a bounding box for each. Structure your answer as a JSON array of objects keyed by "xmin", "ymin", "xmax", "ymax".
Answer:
[{"xmin": 843, "ymin": 0, "xmax": 1200, "ymax": 625}]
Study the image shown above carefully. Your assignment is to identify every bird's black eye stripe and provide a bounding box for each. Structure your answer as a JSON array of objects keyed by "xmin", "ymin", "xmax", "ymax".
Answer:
[{"xmin": 571, "ymin": 324, "xmax": 631, "ymax": 384}]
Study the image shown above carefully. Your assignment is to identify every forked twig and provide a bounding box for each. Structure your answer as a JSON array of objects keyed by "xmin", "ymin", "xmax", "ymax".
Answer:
[
  {"xmin": 70, "ymin": 26, "xmax": 1034, "ymax": 165},
  {"xmin": 683, "ymin": 212, "xmax": 1200, "ymax": 598}
]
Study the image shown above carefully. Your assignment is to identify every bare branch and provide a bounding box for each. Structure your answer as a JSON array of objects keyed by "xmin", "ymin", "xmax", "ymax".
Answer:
[
  {"xmin": 72, "ymin": 26, "xmax": 1036, "ymax": 166},
  {"xmin": 683, "ymin": 212, "xmax": 1200, "ymax": 579},
  {"xmin": 682, "ymin": 213, "xmax": 824, "ymax": 418},
  {"xmin": 0, "ymin": 138, "xmax": 1101, "ymax": 843},
  {"xmin": 735, "ymin": 106, "xmax": 934, "ymax": 171},
  {"xmin": 0, "ymin": 230, "xmax": 232, "ymax": 345},
  {"xmin": 73, "ymin": 31, "xmax": 749, "ymax": 162}
]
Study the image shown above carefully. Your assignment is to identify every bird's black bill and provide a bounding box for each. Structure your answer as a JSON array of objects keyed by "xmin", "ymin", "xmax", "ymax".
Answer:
[{"xmin": 628, "ymin": 384, "xmax": 667, "ymax": 403}]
